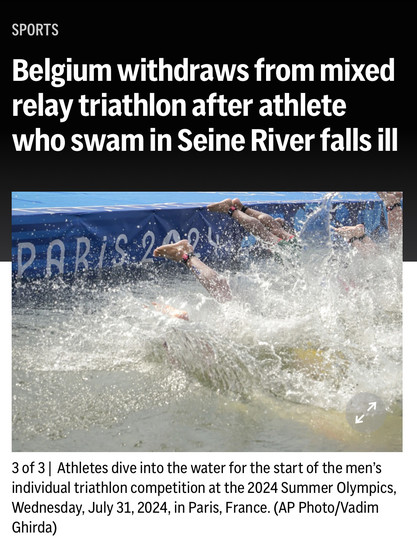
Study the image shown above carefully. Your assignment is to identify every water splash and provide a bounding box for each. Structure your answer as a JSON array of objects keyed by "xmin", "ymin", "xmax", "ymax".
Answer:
[
  {"xmin": 299, "ymin": 191, "xmax": 335, "ymax": 250},
  {"xmin": 12, "ymin": 199, "xmax": 402, "ymax": 451}
]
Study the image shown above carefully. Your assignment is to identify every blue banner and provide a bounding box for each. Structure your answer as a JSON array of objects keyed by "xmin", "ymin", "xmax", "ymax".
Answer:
[{"xmin": 12, "ymin": 192, "xmax": 387, "ymax": 279}]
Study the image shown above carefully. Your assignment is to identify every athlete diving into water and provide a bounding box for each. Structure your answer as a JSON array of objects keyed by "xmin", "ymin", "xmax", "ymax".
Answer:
[{"xmin": 153, "ymin": 194, "xmax": 402, "ymax": 304}]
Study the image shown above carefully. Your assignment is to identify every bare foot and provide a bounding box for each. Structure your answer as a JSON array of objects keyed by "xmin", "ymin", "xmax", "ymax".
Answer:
[
  {"xmin": 334, "ymin": 224, "xmax": 365, "ymax": 240},
  {"xmin": 153, "ymin": 239, "xmax": 193, "ymax": 262},
  {"xmin": 232, "ymin": 198, "xmax": 244, "ymax": 210},
  {"xmin": 207, "ymin": 198, "xmax": 232, "ymax": 213}
]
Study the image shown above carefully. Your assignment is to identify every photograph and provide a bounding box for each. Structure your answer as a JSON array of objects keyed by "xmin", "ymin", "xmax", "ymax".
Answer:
[{"xmin": 12, "ymin": 191, "xmax": 402, "ymax": 452}]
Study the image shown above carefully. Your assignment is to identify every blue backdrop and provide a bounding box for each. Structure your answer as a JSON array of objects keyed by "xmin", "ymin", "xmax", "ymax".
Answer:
[{"xmin": 12, "ymin": 192, "xmax": 387, "ymax": 279}]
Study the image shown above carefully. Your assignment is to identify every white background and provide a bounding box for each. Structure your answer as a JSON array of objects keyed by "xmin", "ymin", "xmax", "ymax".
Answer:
[{"xmin": 2, "ymin": 262, "xmax": 415, "ymax": 552}]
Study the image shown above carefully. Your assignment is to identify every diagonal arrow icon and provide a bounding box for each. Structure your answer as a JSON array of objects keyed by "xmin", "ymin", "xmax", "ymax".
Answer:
[{"xmin": 346, "ymin": 393, "xmax": 387, "ymax": 433}]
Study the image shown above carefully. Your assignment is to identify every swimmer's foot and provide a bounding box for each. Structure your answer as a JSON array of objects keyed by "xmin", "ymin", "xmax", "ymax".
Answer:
[
  {"xmin": 232, "ymin": 198, "xmax": 245, "ymax": 210},
  {"xmin": 334, "ymin": 224, "xmax": 365, "ymax": 241},
  {"xmin": 207, "ymin": 198, "xmax": 232, "ymax": 213},
  {"xmin": 153, "ymin": 240, "xmax": 193, "ymax": 262}
]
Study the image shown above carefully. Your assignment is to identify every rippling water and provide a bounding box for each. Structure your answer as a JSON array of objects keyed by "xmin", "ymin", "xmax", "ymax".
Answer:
[{"xmin": 12, "ymin": 223, "xmax": 402, "ymax": 452}]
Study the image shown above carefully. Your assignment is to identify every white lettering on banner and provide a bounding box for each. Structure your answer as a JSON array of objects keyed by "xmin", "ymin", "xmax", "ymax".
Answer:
[
  {"xmin": 114, "ymin": 234, "xmax": 128, "ymax": 265},
  {"xmin": 75, "ymin": 237, "xmax": 91, "ymax": 272},
  {"xmin": 17, "ymin": 242, "xmax": 36, "ymax": 278},
  {"xmin": 141, "ymin": 231, "xmax": 155, "ymax": 262},
  {"xmin": 207, "ymin": 227, "xmax": 220, "ymax": 249},
  {"xmin": 163, "ymin": 229, "xmax": 181, "ymax": 244},
  {"xmin": 98, "ymin": 236, "xmax": 107, "ymax": 269},
  {"xmin": 46, "ymin": 239, "xmax": 65, "ymax": 277},
  {"xmin": 187, "ymin": 227, "xmax": 200, "ymax": 251},
  {"xmin": 14, "ymin": 225, "xmax": 221, "ymax": 277}
]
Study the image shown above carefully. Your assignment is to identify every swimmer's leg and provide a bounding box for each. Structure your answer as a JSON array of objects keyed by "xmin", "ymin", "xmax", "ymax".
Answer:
[
  {"xmin": 153, "ymin": 240, "xmax": 232, "ymax": 303},
  {"xmin": 377, "ymin": 192, "xmax": 403, "ymax": 239},
  {"xmin": 208, "ymin": 198, "xmax": 293, "ymax": 243},
  {"xmin": 333, "ymin": 224, "xmax": 375, "ymax": 252},
  {"xmin": 232, "ymin": 197, "xmax": 288, "ymax": 235}
]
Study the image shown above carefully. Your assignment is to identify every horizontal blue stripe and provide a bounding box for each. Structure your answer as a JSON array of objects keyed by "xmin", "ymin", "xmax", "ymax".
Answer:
[{"xmin": 12, "ymin": 191, "xmax": 380, "ymax": 214}]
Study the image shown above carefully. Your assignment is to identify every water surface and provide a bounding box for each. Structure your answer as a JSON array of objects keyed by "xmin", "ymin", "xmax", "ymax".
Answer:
[{"xmin": 12, "ymin": 236, "xmax": 402, "ymax": 452}]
